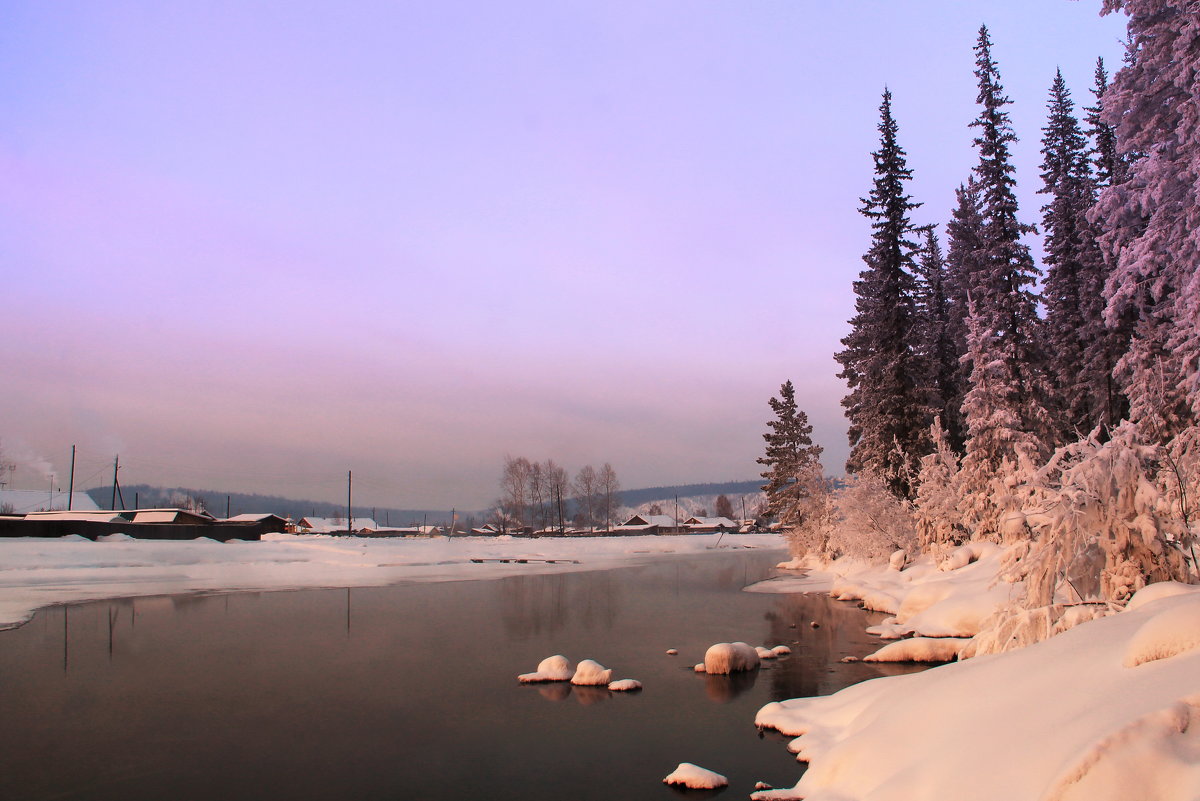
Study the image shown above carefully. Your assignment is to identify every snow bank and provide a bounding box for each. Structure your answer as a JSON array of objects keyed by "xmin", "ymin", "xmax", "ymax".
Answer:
[
  {"xmin": 517, "ymin": 654, "xmax": 574, "ymax": 683},
  {"xmin": 862, "ymin": 637, "xmax": 968, "ymax": 663},
  {"xmin": 662, "ymin": 763, "xmax": 728, "ymax": 789},
  {"xmin": 571, "ymin": 659, "xmax": 613, "ymax": 686},
  {"xmin": 753, "ymin": 585, "xmax": 1200, "ymax": 801},
  {"xmin": 0, "ymin": 532, "xmax": 785, "ymax": 629},
  {"xmin": 702, "ymin": 642, "xmax": 760, "ymax": 674}
]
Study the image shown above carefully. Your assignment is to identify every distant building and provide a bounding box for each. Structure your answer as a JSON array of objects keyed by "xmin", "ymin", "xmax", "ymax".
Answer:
[
  {"xmin": 683, "ymin": 516, "xmax": 738, "ymax": 533},
  {"xmin": 613, "ymin": 513, "xmax": 680, "ymax": 535}
]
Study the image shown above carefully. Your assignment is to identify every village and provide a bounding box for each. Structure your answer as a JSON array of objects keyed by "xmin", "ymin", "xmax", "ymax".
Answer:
[{"xmin": 0, "ymin": 487, "xmax": 753, "ymax": 542}]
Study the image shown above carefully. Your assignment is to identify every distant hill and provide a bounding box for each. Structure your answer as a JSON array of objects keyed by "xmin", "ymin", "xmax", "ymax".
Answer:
[
  {"xmin": 617, "ymin": 480, "xmax": 763, "ymax": 509},
  {"xmin": 86, "ymin": 485, "xmax": 455, "ymax": 527}
]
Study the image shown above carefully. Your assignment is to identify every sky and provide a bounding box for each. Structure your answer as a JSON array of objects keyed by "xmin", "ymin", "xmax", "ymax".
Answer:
[{"xmin": 0, "ymin": 1, "xmax": 1129, "ymax": 510}]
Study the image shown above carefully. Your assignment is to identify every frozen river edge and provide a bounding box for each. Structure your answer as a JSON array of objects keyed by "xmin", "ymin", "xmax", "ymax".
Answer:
[{"xmin": 0, "ymin": 531, "xmax": 787, "ymax": 630}]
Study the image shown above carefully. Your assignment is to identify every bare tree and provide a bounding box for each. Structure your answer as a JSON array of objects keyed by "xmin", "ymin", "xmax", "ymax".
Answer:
[
  {"xmin": 544, "ymin": 460, "xmax": 569, "ymax": 533},
  {"xmin": 573, "ymin": 464, "xmax": 599, "ymax": 532},
  {"xmin": 500, "ymin": 456, "xmax": 533, "ymax": 531},
  {"xmin": 598, "ymin": 463, "xmax": 621, "ymax": 531}
]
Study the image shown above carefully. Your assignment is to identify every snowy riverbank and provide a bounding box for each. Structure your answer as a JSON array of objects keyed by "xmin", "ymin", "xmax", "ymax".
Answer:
[
  {"xmin": 0, "ymin": 531, "xmax": 784, "ymax": 630},
  {"xmin": 748, "ymin": 549, "xmax": 1200, "ymax": 800}
]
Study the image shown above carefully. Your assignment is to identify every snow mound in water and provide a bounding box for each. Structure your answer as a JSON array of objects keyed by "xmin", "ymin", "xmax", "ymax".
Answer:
[
  {"xmin": 757, "ymin": 646, "xmax": 777, "ymax": 659},
  {"xmin": 571, "ymin": 659, "xmax": 613, "ymax": 686},
  {"xmin": 1124, "ymin": 595, "xmax": 1200, "ymax": 667},
  {"xmin": 703, "ymin": 641, "xmax": 760, "ymax": 674},
  {"xmin": 663, "ymin": 762, "xmax": 728, "ymax": 789},
  {"xmin": 517, "ymin": 654, "xmax": 574, "ymax": 683},
  {"xmin": 608, "ymin": 679, "xmax": 642, "ymax": 692},
  {"xmin": 772, "ymin": 645, "xmax": 792, "ymax": 656}
]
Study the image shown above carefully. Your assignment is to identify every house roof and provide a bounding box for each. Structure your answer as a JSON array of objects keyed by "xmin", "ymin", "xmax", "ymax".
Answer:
[
  {"xmin": 617, "ymin": 514, "xmax": 677, "ymax": 528},
  {"xmin": 684, "ymin": 516, "xmax": 738, "ymax": 528}
]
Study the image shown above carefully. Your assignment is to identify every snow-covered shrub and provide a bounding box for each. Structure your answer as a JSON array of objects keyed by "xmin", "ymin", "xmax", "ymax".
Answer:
[
  {"xmin": 914, "ymin": 420, "xmax": 966, "ymax": 554},
  {"xmin": 780, "ymin": 466, "xmax": 834, "ymax": 559},
  {"xmin": 826, "ymin": 470, "xmax": 917, "ymax": 561},
  {"xmin": 1020, "ymin": 422, "xmax": 1195, "ymax": 608}
]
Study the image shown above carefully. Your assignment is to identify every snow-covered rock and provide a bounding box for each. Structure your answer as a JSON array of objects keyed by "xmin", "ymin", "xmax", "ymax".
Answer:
[
  {"xmin": 571, "ymin": 659, "xmax": 613, "ymax": 686},
  {"xmin": 608, "ymin": 679, "xmax": 642, "ymax": 692},
  {"xmin": 517, "ymin": 654, "xmax": 575, "ymax": 683},
  {"xmin": 756, "ymin": 645, "xmax": 777, "ymax": 659},
  {"xmin": 703, "ymin": 641, "xmax": 760, "ymax": 674},
  {"xmin": 771, "ymin": 645, "xmax": 792, "ymax": 656},
  {"xmin": 662, "ymin": 763, "xmax": 728, "ymax": 789}
]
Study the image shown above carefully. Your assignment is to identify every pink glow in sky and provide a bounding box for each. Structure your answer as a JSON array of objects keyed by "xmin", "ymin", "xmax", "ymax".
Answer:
[{"xmin": 0, "ymin": 2, "xmax": 1127, "ymax": 509}]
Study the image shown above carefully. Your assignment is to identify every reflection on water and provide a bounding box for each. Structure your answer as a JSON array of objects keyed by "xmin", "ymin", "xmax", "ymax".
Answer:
[{"xmin": 0, "ymin": 549, "xmax": 928, "ymax": 801}]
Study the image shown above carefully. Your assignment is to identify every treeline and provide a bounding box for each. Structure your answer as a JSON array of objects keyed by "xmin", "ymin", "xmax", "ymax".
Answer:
[
  {"xmin": 763, "ymin": 4, "xmax": 1200, "ymax": 617},
  {"xmin": 495, "ymin": 457, "xmax": 621, "ymax": 532}
]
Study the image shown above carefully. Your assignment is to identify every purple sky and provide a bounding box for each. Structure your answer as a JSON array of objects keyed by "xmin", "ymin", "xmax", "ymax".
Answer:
[{"xmin": 0, "ymin": 2, "xmax": 1128, "ymax": 510}]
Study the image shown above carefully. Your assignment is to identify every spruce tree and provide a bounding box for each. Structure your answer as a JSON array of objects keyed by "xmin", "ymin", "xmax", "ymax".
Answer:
[
  {"xmin": 1039, "ymin": 69, "xmax": 1116, "ymax": 442},
  {"xmin": 834, "ymin": 89, "xmax": 928, "ymax": 498},
  {"xmin": 913, "ymin": 228, "xmax": 958, "ymax": 438},
  {"xmin": 757, "ymin": 380, "xmax": 823, "ymax": 526},
  {"xmin": 1084, "ymin": 57, "xmax": 1125, "ymax": 188},
  {"xmin": 963, "ymin": 25, "xmax": 1053, "ymax": 462},
  {"xmin": 942, "ymin": 177, "xmax": 987, "ymax": 452},
  {"xmin": 1093, "ymin": 0, "xmax": 1200, "ymax": 437}
]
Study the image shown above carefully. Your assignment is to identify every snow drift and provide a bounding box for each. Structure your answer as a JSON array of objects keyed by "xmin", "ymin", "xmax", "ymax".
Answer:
[{"xmin": 752, "ymin": 584, "xmax": 1200, "ymax": 801}]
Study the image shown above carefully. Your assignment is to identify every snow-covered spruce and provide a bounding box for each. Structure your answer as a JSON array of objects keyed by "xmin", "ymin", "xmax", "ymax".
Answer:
[
  {"xmin": 607, "ymin": 679, "xmax": 642, "ymax": 692},
  {"xmin": 517, "ymin": 654, "xmax": 574, "ymax": 683},
  {"xmin": 662, "ymin": 763, "xmax": 728, "ymax": 790},
  {"xmin": 702, "ymin": 642, "xmax": 760, "ymax": 674},
  {"xmin": 570, "ymin": 659, "xmax": 613, "ymax": 686}
]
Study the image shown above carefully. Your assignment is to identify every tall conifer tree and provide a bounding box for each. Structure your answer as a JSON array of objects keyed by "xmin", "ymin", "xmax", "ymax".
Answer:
[
  {"xmin": 913, "ymin": 228, "xmax": 957, "ymax": 428},
  {"xmin": 1093, "ymin": 0, "xmax": 1200, "ymax": 438},
  {"xmin": 835, "ymin": 89, "xmax": 927, "ymax": 498},
  {"xmin": 1039, "ymin": 69, "xmax": 1118, "ymax": 441},
  {"xmin": 758, "ymin": 380, "xmax": 823, "ymax": 526},
  {"xmin": 962, "ymin": 26, "xmax": 1053, "ymax": 462},
  {"xmin": 942, "ymin": 177, "xmax": 987, "ymax": 453}
]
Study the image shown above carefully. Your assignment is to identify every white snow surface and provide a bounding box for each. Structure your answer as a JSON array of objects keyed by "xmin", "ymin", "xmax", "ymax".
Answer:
[
  {"xmin": 571, "ymin": 659, "xmax": 613, "ymax": 686},
  {"xmin": 752, "ymin": 583, "xmax": 1200, "ymax": 801},
  {"xmin": 518, "ymin": 654, "xmax": 575, "ymax": 683},
  {"xmin": 663, "ymin": 763, "xmax": 728, "ymax": 789},
  {"xmin": 703, "ymin": 641, "xmax": 760, "ymax": 674},
  {"xmin": 0, "ymin": 532, "xmax": 785, "ymax": 630}
]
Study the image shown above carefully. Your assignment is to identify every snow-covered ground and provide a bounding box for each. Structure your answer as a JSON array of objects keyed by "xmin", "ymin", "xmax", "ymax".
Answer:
[
  {"xmin": 0, "ymin": 531, "xmax": 783, "ymax": 630},
  {"xmin": 748, "ymin": 549, "xmax": 1200, "ymax": 800}
]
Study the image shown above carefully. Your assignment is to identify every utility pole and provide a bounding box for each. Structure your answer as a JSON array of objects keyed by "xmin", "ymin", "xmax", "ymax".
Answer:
[
  {"xmin": 67, "ymin": 445, "xmax": 76, "ymax": 510},
  {"xmin": 111, "ymin": 456, "xmax": 119, "ymax": 510},
  {"xmin": 347, "ymin": 470, "xmax": 353, "ymax": 533},
  {"xmin": 674, "ymin": 494, "xmax": 679, "ymax": 535},
  {"xmin": 226, "ymin": 495, "xmax": 231, "ymax": 519}
]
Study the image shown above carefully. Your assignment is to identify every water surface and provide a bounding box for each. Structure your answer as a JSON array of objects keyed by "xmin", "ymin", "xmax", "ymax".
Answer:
[{"xmin": 0, "ymin": 549, "xmax": 926, "ymax": 800}]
